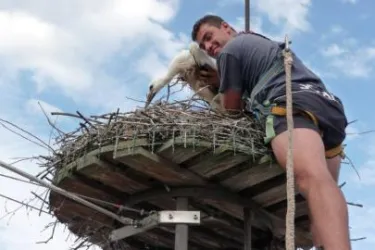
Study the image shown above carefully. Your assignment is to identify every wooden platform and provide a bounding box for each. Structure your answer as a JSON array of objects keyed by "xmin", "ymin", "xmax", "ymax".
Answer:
[{"xmin": 49, "ymin": 137, "xmax": 313, "ymax": 250}]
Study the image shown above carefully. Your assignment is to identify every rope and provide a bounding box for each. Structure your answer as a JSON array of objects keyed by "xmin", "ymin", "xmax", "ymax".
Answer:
[{"xmin": 283, "ymin": 35, "xmax": 296, "ymax": 250}]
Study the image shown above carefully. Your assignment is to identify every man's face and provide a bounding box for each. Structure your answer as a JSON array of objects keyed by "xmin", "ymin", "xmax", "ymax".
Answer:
[{"xmin": 195, "ymin": 22, "xmax": 233, "ymax": 58}]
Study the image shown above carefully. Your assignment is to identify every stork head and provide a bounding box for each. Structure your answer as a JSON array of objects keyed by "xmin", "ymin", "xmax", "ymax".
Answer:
[
  {"xmin": 189, "ymin": 42, "xmax": 204, "ymax": 63},
  {"xmin": 189, "ymin": 41, "xmax": 217, "ymax": 71},
  {"xmin": 145, "ymin": 78, "xmax": 167, "ymax": 108}
]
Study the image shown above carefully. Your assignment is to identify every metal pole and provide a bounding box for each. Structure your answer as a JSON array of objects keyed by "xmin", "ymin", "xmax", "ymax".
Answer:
[
  {"xmin": 174, "ymin": 197, "xmax": 189, "ymax": 250},
  {"xmin": 245, "ymin": 0, "xmax": 250, "ymax": 31},
  {"xmin": 0, "ymin": 159, "xmax": 133, "ymax": 225},
  {"xmin": 243, "ymin": 207, "xmax": 252, "ymax": 250}
]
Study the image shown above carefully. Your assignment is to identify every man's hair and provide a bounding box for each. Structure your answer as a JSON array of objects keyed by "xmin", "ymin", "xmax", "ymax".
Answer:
[{"xmin": 191, "ymin": 15, "xmax": 225, "ymax": 41}]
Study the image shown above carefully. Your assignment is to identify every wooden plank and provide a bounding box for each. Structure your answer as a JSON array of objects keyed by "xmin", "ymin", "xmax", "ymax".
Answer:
[
  {"xmin": 252, "ymin": 183, "xmax": 299, "ymax": 207},
  {"xmin": 51, "ymin": 196, "xmax": 115, "ymax": 227},
  {"xmin": 201, "ymin": 197, "xmax": 312, "ymax": 247},
  {"xmin": 221, "ymin": 163, "xmax": 284, "ymax": 191},
  {"xmin": 53, "ymin": 176, "xmax": 119, "ymax": 204},
  {"xmin": 114, "ymin": 149, "xmax": 312, "ymax": 246},
  {"xmin": 201, "ymin": 198, "xmax": 272, "ymax": 229},
  {"xmin": 274, "ymin": 200, "xmax": 309, "ymax": 219},
  {"xmin": 53, "ymin": 139, "xmax": 150, "ymax": 184},
  {"xmin": 114, "ymin": 147, "xmax": 206, "ymax": 186},
  {"xmin": 135, "ymin": 231, "xmax": 175, "ymax": 249},
  {"xmin": 161, "ymin": 225, "xmax": 241, "ymax": 249},
  {"xmin": 157, "ymin": 138, "xmax": 210, "ymax": 164},
  {"xmin": 50, "ymin": 177, "xmax": 119, "ymax": 228},
  {"xmin": 75, "ymin": 155, "xmax": 148, "ymax": 194},
  {"xmin": 188, "ymin": 149, "xmax": 251, "ymax": 178}
]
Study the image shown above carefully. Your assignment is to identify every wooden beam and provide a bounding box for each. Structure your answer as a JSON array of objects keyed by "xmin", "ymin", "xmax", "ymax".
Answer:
[
  {"xmin": 188, "ymin": 149, "xmax": 251, "ymax": 178},
  {"xmin": 221, "ymin": 163, "xmax": 284, "ymax": 191},
  {"xmin": 114, "ymin": 147, "xmax": 206, "ymax": 186},
  {"xmin": 157, "ymin": 137, "xmax": 210, "ymax": 164}
]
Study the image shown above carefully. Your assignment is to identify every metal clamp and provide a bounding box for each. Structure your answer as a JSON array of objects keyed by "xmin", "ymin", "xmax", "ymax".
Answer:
[{"xmin": 109, "ymin": 210, "xmax": 201, "ymax": 241}]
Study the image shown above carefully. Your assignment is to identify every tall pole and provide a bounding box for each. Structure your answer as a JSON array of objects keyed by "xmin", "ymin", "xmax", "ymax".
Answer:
[{"xmin": 245, "ymin": 0, "xmax": 250, "ymax": 31}]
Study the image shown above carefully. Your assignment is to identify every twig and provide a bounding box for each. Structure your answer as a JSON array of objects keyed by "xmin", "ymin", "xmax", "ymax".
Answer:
[
  {"xmin": 37, "ymin": 101, "xmax": 66, "ymax": 136},
  {"xmin": 350, "ymin": 237, "xmax": 366, "ymax": 242},
  {"xmin": 36, "ymin": 220, "xmax": 57, "ymax": 244},
  {"xmin": 0, "ymin": 193, "xmax": 51, "ymax": 218}
]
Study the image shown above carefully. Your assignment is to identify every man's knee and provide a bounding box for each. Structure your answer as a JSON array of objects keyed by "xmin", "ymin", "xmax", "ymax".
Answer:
[{"xmin": 271, "ymin": 127, "xmax": 335, "ymax": 194}]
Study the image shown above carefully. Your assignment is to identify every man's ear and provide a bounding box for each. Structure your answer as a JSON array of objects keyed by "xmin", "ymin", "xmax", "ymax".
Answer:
[{"xmin": 221, "ymin": 21, "xmax": 230, "ymax": 29}]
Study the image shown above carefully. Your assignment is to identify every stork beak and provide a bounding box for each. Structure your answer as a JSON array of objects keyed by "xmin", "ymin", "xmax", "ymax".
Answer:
[{"xmin": 145, "ymin": 91, "xmax": 156, "ymax": 108}]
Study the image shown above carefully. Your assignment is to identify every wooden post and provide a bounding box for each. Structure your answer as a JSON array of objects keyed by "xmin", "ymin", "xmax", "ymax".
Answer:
[{"xmin": 244, "ymin": 207, "xmax": 252, "ymax": 250}]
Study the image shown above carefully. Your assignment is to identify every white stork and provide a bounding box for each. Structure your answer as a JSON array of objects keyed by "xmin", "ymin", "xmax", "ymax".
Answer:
[{"xmin": 145, "ymin": 42, "xmax": 222, "ymax": 111}]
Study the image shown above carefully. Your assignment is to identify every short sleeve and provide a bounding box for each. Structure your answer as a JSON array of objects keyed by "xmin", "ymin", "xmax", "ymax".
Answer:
[{"xmin": 217, "ymin": 52, "xmax": 243, "ymax": 94}]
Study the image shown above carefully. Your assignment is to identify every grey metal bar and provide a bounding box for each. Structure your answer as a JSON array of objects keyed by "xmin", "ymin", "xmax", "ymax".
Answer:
[
  {"xmin": 244, "ymin": 207, "xmax": 252, "ymax": 250},
  {"xmin": 110, "ymin": 213, "xmax": 160, "ymax": 241},
  {"xmin": 174, "ymin": 197, "xmax": 189, "ymax": 250},
  {"xmin": 109, "ymin": 210, "xmax": 200, "ymax": 241},
  {"xmin": 245, "ymin": 0, "xmax": 250, "ymax": 31},
  {"xmin": 0, "ymin": 159, "xmax": 133, "ymax": 225}
]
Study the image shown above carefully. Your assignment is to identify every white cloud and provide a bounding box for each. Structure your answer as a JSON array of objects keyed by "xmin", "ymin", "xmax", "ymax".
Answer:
[
  {"xmin": 331, "ymin": 24, "xmax": 344, "ymax": 34},
  {"xmin": 341, "ymin": 0, "xmax": 358, "ymax": 4},
  {"xmin": 322, "ymin": 43, "xmax": 347, "ymax": 57},
  {"xmin": 227, "ymin": 0, "xmax": 312, "ymax": 42},
  {"xmin": 0, "ymin": 0, "xmax": 185, "ymax": 111},
  {"xmin": 0, "ymin": 1, "xmax": 189, "ymax": 250},
  {"xmin": 321, "ymin": 42, "xmax": 375, "ymax": 78},
  {"xmin": 253, "ymin": 0, "xmax": 311, "ymax": 34},
  {"xmin": 25, "ymin": 99, "xmax": 63, "ymax": 116}
]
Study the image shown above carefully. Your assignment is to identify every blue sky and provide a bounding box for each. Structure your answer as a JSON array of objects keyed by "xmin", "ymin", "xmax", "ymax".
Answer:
[{"xmin": 0, "ymin": 0, "xmax": 374, "ymax": 249}]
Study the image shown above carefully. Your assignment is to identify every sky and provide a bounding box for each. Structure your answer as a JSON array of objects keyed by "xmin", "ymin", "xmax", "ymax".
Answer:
[{"xmin": 0, "ymin": 0, "xmax": 374, "ymax": 249}]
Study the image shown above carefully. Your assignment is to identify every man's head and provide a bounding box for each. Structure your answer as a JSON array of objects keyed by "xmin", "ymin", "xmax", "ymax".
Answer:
[{"xmin": 191, "ymin": 15, "xmax": 236, "ymax": 58}]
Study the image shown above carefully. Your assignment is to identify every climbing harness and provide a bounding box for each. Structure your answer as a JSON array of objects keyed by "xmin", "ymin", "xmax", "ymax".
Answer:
[{"xmin": 242, "ymin": 36, "xmax": 344, "ymax": 159}]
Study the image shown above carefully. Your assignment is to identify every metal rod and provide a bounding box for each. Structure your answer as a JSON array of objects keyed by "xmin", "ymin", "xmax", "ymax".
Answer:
[
  {"xmin": 245, "ymin": 0, "xmax": 250, "ymax": 31},
  {"xmin": 0, "ymin": 159, "xmax": 133, "ymax": 225},
  {"xmin": 174, "ymin": 197, "xmax": 189, "ymax": 250}
]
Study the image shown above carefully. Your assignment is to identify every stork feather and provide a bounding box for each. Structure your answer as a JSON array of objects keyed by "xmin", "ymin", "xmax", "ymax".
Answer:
[{"xmin": 145, "ymin": 42, "xmax": 222, "ymax": 111}]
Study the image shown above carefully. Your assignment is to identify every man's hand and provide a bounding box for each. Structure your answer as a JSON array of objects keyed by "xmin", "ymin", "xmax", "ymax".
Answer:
[{"xmin": 195, "ymin": 65, "xmax": 220, "ymax": 88}]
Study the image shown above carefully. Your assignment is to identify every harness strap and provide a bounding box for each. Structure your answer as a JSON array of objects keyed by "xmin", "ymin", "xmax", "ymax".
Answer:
[{"xmin": 244, "ymin": 52, "xmax": 285, "ymax": 112}]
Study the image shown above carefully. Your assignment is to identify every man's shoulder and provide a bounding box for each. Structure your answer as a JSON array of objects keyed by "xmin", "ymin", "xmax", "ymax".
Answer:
[
  {"xmin": 218, "ymin": 36, "xmax": 243, "ymax": 59},
  {"xmin": 220, "ymin": 32, "xmax": 281, "ymax": 57}
]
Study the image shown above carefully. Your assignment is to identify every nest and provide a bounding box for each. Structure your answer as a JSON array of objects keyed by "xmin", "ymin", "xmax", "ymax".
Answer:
[{"xmin": 52, "ymin": 99, "xmax": 270, "ymax": 170}]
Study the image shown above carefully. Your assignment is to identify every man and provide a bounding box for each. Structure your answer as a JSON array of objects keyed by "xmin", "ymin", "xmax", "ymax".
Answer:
[{"xmin": 191, "ymin": 15, "xmax": 350, "ymax": 250}]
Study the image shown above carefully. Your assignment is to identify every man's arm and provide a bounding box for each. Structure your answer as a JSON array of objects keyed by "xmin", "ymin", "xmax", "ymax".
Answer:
[{"xmin": 217, "ymin": 52, "xmax": 243, "ymax": 111}]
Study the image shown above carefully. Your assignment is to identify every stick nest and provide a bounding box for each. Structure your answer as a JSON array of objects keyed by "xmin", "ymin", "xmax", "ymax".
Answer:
[{"xmin": 52, "ymin": 99, "xmax": 270, "ymax": 169}]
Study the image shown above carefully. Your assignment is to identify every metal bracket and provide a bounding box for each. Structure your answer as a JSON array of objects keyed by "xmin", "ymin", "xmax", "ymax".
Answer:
[{"xmin": 109, "ymin": 210, "xmax": 201, "ymax": 241}]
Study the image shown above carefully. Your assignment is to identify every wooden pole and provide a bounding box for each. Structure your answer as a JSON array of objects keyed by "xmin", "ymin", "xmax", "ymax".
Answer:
[{"xmin": 245, "ymin": 0, "xmax": 250, "ymax": 31}]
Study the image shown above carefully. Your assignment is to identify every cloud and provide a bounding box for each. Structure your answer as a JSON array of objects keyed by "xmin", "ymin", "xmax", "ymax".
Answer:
[
  {"xmin": 341, "ymin": 0, "xmax": 358, "ymax": 4},
  {"xmin": 321, "ymin": 41, "xmax": 375, "ymax": 78},
  {"xmin": 25, "ymin": 99, "xmax": 63, "ymax": 115},
  {"xmin": 226, "ymin": 0, "xmax": 312, "ymax": 41},
  {"xmin": 331, "ymin": 25, "xmax": 344, "ymax": 34},
  {"xmin": 0, "ymin": 0, "xmax": 186, "ymax": 111},
  {"xmin": 321, "ymin": 43, "xmax": 347, "ymax": 57},
  {"xmin": 252, "ymin": 0, "xmax": 311, "ymax": 34},
  {"xmin": 0, "ymin": 1, "xmax": 190, "ymax": 249}
]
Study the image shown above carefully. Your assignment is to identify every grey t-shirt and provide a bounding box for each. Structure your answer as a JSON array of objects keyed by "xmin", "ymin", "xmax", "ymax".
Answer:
[{"xmin": 216, "ymin": 32, "xmax": 326, "ymax": 105}]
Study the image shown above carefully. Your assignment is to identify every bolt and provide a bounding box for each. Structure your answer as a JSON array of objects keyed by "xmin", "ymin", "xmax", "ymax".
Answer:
[
  {"xmin": 193, "ymin": 214, "xmax": 198, "ymax": 220},
  {"xmin": 169, "ymin": 213, "xmax": 173, "ymax": 220}
]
